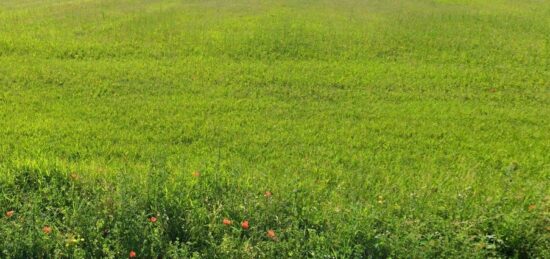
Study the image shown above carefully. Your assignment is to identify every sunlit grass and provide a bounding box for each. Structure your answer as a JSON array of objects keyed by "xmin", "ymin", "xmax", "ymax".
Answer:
[{"xmin": 0, "ymin": 0, "xmax": 549, "ymax": 257}]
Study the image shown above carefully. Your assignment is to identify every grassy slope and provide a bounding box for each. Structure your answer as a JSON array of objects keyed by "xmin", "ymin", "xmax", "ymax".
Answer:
[{"xmin": 0, "ymin": 0, "xmax": 549, "ymax": 257}]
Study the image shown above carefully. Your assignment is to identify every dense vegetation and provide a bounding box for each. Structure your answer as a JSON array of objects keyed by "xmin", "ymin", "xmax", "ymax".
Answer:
[{"xmin": 0, "ymin": 0, "xmax": 548, "ymax": 257}]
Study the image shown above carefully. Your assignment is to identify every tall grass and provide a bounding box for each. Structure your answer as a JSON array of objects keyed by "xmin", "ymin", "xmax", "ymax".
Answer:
[{"xmin": 0, "ymin": 0, "xmax": 549, "ymax": 257}]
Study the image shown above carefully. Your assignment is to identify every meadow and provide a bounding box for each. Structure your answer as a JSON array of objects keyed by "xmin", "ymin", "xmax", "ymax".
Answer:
[{"xmin": 0, "ymin": 0, "xmax": 549, "ymax": 257}]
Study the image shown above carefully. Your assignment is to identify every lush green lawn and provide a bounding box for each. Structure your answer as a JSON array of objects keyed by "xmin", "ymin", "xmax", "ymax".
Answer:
[{"xmin": 0, "ymin": 0, "xmax": 549, "ymax": 257}]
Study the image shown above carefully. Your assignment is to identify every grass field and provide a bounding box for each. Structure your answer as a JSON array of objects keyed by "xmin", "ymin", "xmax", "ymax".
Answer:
[{"xmin": 0, "ymin": 0, "xmax": 549, "ymax": 257}]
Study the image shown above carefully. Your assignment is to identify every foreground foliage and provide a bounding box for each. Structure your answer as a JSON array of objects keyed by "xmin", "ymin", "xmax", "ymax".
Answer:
[{"xmin": 1, "ymin": 165, "xmax": 548, "ymax": 258}]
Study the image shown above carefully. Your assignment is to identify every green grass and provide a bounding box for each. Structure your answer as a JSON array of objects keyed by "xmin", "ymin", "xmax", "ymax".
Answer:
[{"xmin": 0, "ymin": 0, "xmax": 549, "ymax": 257}]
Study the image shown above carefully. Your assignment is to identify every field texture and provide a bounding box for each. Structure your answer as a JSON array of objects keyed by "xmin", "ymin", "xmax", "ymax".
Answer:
[{"xmin": 0, "ymin": 0, "xmax": 549, "ymax": 257}]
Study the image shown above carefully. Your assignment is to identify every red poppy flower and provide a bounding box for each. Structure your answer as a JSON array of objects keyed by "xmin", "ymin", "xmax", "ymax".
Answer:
[
  {"xmin": 241, "ymin": 220, "xmax": 249, "ymax": 230},
  {"xmin": 148, "ymin": 216, "xmax": 157, "ymax": 223},
  {"xmin": 267, "ymin": 229, "xmax": 276, "ymax": 239},
  {"xmin": 223, "ymin": 218, "xmax": 232, "ymax": 226},
  {"xmin": 264, "ymin": 191, "xmax": 272, "ymax": 198},
  {"xmin": 5, "ymin": 210, "xmax": 14, "ymax": 218},
  {"xmin": 129, "ymin": 250, "xmax": 137, "ymax": 258},
  {"xmin": 42, "ymin": 226, "xmax": 52, "ymax": 235}
]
